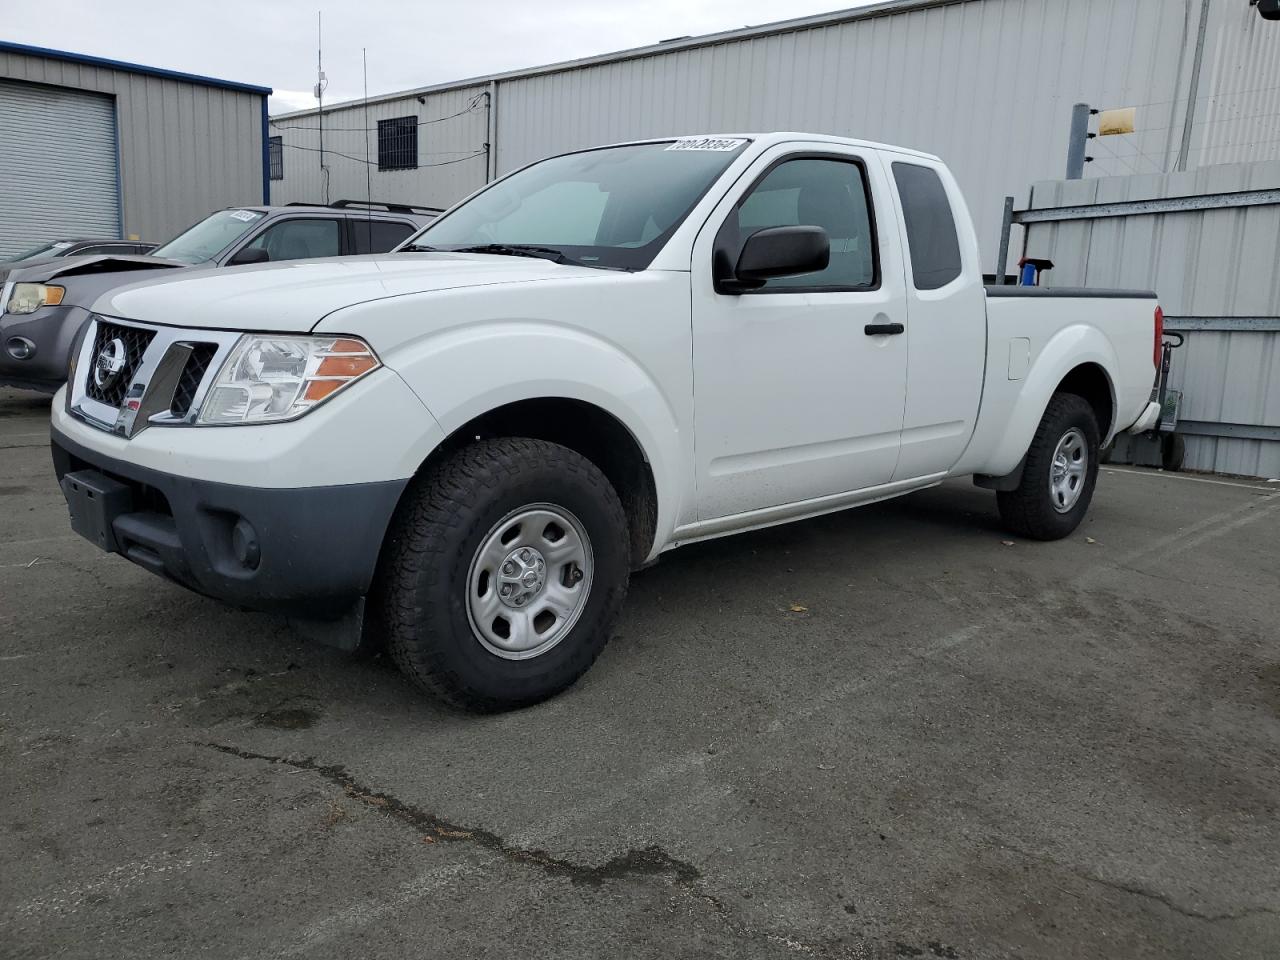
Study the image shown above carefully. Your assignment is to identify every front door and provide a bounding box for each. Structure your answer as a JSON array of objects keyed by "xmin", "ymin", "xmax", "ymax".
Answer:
[{"xmin": 690, "ymin": 145, "xmax": 910, "ymax": 521}]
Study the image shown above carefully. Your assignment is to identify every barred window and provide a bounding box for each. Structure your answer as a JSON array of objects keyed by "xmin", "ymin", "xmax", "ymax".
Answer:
[
  {"xmin": 377, "ymin": 117, "xmax": 418, "ymax": 171},
  {"xmin": 268, "ymin": 136, "xmax": 284, "ymax": 181}
]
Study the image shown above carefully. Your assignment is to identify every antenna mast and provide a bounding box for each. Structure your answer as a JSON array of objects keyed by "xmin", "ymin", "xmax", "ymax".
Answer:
[
  {"xmin": 364, "ymin": 48, "xmax": 372, "ymax": 235},
  {"xmin": 314, "ymin": 11, "xmax": 329, "ymax": 202}
]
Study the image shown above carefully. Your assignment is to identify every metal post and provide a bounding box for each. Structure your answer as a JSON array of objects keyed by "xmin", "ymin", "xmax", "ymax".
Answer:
[
  {"xmin": 995, "ymin": 195, "xmax": 1014, "ymax": 283},
  {"xmin": 1175, "ymin": 0, "xmax": 1211, "ymax": 173},
  {"xmin": 486, "ymin": 80, "xmax": 499, "ymax": 184},
  {"xmin": 1065, "ymin": 102, "xmax": 1091, "ymax": 179}
]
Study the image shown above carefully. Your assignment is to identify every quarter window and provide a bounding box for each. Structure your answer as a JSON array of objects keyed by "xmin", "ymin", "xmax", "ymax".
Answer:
[
  {"xmin": 716, "ymin": 157, "xmax": 877, "ymax": 291},
  {"xmin": 891, "ymin": 162, "xmax": 962, "ymax": 290},
  {"xmin": 378, "ymin": 117, "xmax": 418, "ymax": 171}
]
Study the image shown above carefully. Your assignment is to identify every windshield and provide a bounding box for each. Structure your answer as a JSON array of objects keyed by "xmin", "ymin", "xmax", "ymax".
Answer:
[
  {"xmin": 405, "ymin": 139, "xmax": 750, "ymax": 270},
  {"xmin": 2, "ymin": 240, "xmax": 75, "ymax": 263},
  {"xmin": 152, "ymin": 209, "xmax": 267, "ymax": 264}
]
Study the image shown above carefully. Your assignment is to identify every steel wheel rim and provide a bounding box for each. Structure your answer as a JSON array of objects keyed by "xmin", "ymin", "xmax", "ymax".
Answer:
[
  {"xmin": 466, "ymin": 503, "xmax": 593, "ymax": 660},
  {"xmin": 1049, "ymin": 427, "xmax": 1088, "ymax": 513}
]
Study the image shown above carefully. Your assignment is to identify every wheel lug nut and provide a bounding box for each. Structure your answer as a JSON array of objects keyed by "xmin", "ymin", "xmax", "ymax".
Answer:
[{"xmin": 503, "ymin": 562, "xmax": 515, "ymax": 575}]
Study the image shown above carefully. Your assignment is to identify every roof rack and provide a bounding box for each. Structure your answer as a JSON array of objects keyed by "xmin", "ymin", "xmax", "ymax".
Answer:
[{"xmin": 284, "ymin": 199, "xmax": 443, "ymax": 215}]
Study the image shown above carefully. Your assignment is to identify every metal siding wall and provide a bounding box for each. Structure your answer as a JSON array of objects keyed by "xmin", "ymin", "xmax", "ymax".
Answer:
[
  {"xmin": 1024, "ymin": 161, "xmax": 1280, "ymax": 478},
  {"xmin": 490, "ymin": 0, "xmax": 1215, "ymax": 272},
  {"xmin": 1194, "ymin": 0, "xmax": 1280, "ymax": 168},
  {"xmin": 269, "ymin": 85, "xmax": 490, "ymax": 209},
  {"xmin": 268, "ymin": 0, "xmax": 1278, "ymax": 270},
  {"xmin": 0, "ymin": 50, "xmax": 265, "ymax": 245}
]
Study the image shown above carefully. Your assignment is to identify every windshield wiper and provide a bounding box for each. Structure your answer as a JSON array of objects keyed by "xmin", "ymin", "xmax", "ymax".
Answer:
[
  {"xmin": 398, "ymin": 243, "xmax": 441, "ymax": 252},
  {"xmin": 450, "ymin": 243, "xmax": 580, "ymax": 266}
]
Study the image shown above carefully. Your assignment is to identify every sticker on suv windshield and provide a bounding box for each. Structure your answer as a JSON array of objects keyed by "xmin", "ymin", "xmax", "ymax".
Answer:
[
  {"xmin": 665, "ymin": 137, "xmax": 748, "ymax": 152},
  {"xmin": 228, "ymin": 209, "xmax": 260, "ymax": 222}
]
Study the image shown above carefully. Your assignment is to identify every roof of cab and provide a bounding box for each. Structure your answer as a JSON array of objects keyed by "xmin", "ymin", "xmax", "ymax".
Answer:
[{"xmin": 599, "ymin": 132, "xmax": 942, "ymax": 162}]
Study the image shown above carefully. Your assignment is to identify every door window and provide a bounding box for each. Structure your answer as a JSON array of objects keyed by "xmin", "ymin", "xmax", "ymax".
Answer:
[
  {"xmin": 350, "ymin": 219, "xmax": 416, "ymax": 254},
  {"xmin": 239, "ymin": 218, "xmax": 341, "ymax": 262},
  {"xmin": 716, "ymin": 157, "xmax": 877, "ymax": 291}
]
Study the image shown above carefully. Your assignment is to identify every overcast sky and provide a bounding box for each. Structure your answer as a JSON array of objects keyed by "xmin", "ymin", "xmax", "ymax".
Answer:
[{"xmin": 4, "ymin": 0, "xmax": 872, "ymax": 114}]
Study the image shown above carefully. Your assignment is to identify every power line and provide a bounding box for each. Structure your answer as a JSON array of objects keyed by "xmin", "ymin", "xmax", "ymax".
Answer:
[
  {"xmin": 270, "ymin": 95, "xmax": 485, "ymax": 133},
  {"xmin": 281, "ymin": 142, "xmax": 486, "ymax": 168},
  {"xmin": 1089, "ymin": 137, "xmax": 1141, "ymax": 177},
  {"xmin": 1114, "ymin": 80, "xmax": 1280, "ymax": 113}
]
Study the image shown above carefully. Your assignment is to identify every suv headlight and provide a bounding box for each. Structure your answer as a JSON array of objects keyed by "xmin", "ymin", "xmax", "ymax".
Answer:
[
  {"xmin": 6, "ymin": 283, "xmax": 65, "ymax": 315},
  {"xmin": 198, "ymin": 335, "xmax": 380, "ymax": 425}
]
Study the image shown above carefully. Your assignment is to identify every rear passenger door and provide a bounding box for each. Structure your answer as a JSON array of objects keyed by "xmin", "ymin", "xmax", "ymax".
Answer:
[{"xmin": 884, "ymin": 157, "xmax": 986, "ymax": 480}]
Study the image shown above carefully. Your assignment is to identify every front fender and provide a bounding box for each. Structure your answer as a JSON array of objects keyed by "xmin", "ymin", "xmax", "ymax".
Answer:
[
  {"xmin": 972, "ymin": 324, "xmax": 1119, "ymax": 478},
  {"xmin": 382, "ymin": 321, "xmax": 686, "ymax": 559}
]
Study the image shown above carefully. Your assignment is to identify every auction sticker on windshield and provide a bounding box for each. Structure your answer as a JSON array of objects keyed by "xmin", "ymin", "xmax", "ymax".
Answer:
[
  {"xmin": 666, "ymin": 137, "xmax": 748, "ymax": 151},
  {"xmin": 229, "ymin": 210, "xmax": 260, "ymax": 222}
]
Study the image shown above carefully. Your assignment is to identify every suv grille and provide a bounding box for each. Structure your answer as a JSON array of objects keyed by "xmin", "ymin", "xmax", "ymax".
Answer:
[
  {"xmin": 85, "ymin": 321, "xmax": 155, "ymax": 408},
  {"xmin": 169, "ymin": 343, "xmax": 219, "ymax": 418}
]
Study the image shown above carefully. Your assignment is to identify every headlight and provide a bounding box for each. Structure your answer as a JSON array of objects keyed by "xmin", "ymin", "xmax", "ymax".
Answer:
[
  {"xmin": 198, "ymin": 335, "xmax": 380, "ymax": 425},
  {"xmin": 6, "ymin": 283, "xmax": 65, "ymax": 315}
]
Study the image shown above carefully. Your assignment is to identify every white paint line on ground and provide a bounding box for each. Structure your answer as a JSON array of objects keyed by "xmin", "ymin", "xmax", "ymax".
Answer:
[
  {"xmin": 1102, "ymin": 466, "xmax": 1278, "ymax": 492},
  {"xmin": 13, "ymin": 847, "xmax": 218, "ymax": 919},
  {"xmin": 266, "ymin": 863, "xmax": 476, "ymax": 959},
  {"xmin": 0, "ymin": 535, "xmax": 79, "ymax": 549}
]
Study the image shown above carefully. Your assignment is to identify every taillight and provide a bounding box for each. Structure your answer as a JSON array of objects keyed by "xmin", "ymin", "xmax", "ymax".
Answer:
[{"xmin": 1153, "ymin": 305, "xmax": 1163, "ymax": 368}]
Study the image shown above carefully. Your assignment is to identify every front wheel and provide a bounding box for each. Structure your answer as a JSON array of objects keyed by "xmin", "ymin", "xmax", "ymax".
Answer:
[
  {"xmin": 373, "ymin": 438, "xmax": 630, "ymax": 712},
  {"xmin": 997, "ymin": 393, "xmax": 1101, "ymax": 540}
]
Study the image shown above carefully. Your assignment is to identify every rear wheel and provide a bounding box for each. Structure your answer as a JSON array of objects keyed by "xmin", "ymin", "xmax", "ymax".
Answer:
[
  {"xmin": 373, "ymin": 438, "xmax": 629, "ymax": 712},
  {"xmin": 997, "ymin": 393, "xmax": 1100, "ymax": 540}
]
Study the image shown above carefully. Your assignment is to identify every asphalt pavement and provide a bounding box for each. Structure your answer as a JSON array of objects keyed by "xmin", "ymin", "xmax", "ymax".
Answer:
[{"xmin": 2, "ymin": 385, "xmax": 1278, "ymax": 959}]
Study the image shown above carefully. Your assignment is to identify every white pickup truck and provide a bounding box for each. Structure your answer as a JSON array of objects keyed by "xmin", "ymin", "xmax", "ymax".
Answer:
[{"xmin": 51, "ymin": 133, "xmax": 1163, "ymax": 710}]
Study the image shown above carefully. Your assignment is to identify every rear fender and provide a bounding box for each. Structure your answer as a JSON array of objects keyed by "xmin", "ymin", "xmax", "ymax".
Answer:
[{"xmin": 978, "ymin": 324, "xmax": 1118, "ymax": 478}]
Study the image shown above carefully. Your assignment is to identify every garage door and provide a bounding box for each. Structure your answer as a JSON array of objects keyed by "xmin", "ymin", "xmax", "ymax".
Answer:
[{"xmin": 0, "ymin": 79, "xmax": 120, "ymax": 259}]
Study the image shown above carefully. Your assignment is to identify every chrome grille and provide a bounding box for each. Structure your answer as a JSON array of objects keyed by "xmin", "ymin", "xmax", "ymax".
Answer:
[
  {"xmin": 169, "ymin": 343, "xmax": 219, "ymax": 418},
  {"xmin": 84, "ymin": 320, "xmax": 154, "ymax": 408}
]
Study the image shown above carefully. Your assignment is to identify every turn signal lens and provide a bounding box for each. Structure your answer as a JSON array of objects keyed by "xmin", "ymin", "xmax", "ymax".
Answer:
[{"xmin": 198, "ymin": 334, "xmax": 380, "ymax": 424}]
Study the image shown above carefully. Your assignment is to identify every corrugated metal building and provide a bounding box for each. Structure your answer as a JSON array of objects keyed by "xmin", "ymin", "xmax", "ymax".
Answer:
[
  {"xmin": 0, "ymin": 41, "xmax": 272, "ymax": 259},
  {"xmin": 269, "ymin": 0, "xmax": 1280, "ymax": 271}
]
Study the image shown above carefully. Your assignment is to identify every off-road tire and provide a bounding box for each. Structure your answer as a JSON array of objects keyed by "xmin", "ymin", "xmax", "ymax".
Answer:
[
  {"xmin": 372, "ymin": 438, "xmax": 629, "ymax": 712},
  {"xmin": 997, "ymin": 392, "xmax": 1101, "ymax": 541}
]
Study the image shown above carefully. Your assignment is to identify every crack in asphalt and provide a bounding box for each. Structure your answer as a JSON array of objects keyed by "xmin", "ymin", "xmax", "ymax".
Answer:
[
  {"xmin": 1076, "ymin": 873, "xmax": 1280, "ymax": 924},
  {"xmin": 199, "ymin": 741, "xmax": 708, "ymax": 891},
  {"xmin": 988, "ymin": 835, "xmax": 1278, "ymax": 924}
]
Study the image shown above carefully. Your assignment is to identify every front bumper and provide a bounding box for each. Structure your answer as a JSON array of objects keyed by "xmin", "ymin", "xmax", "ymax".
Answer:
[
  {"xmin": 52, "ymin": 426, "xmax": 408, "ymax": 619},
  {"xmin": 0, "ymin": 304, "xmax": 87, "ymax": 391}
]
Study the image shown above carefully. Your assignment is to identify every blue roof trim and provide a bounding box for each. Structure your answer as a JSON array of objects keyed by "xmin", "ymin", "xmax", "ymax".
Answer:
[{"xmin": 0, "ymin": 40, "xmax": 272, "ymax": 95}]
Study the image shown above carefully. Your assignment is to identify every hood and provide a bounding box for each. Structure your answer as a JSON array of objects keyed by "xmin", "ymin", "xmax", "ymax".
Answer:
[
  {"xmin": 93, "ymin": 253, "xmax": 607, "ymax": 332},
  {"xmin": 1, "ymin": 253, "xmax": 184, "ymax": 287}
]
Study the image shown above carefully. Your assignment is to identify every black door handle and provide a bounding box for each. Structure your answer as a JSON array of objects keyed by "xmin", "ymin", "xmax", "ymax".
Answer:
[{"xmin": 864, "ymin": 322, "xmax": 905, "ymax": 336}]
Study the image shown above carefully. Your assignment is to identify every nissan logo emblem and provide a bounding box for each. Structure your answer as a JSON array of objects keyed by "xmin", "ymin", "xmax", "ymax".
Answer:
[{"xmin": 94, "ymin": 337, "xmax": 128, "ymax": 390}]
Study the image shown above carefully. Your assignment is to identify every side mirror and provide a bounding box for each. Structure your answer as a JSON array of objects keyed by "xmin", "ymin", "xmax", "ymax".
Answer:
[
  {"xmin": 228, "ymin": 247, "xmax": 270, "ymax": 266},
  {"xmin": 720, "ymin": 226, "xmax": 829, "ymax": 292}
]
